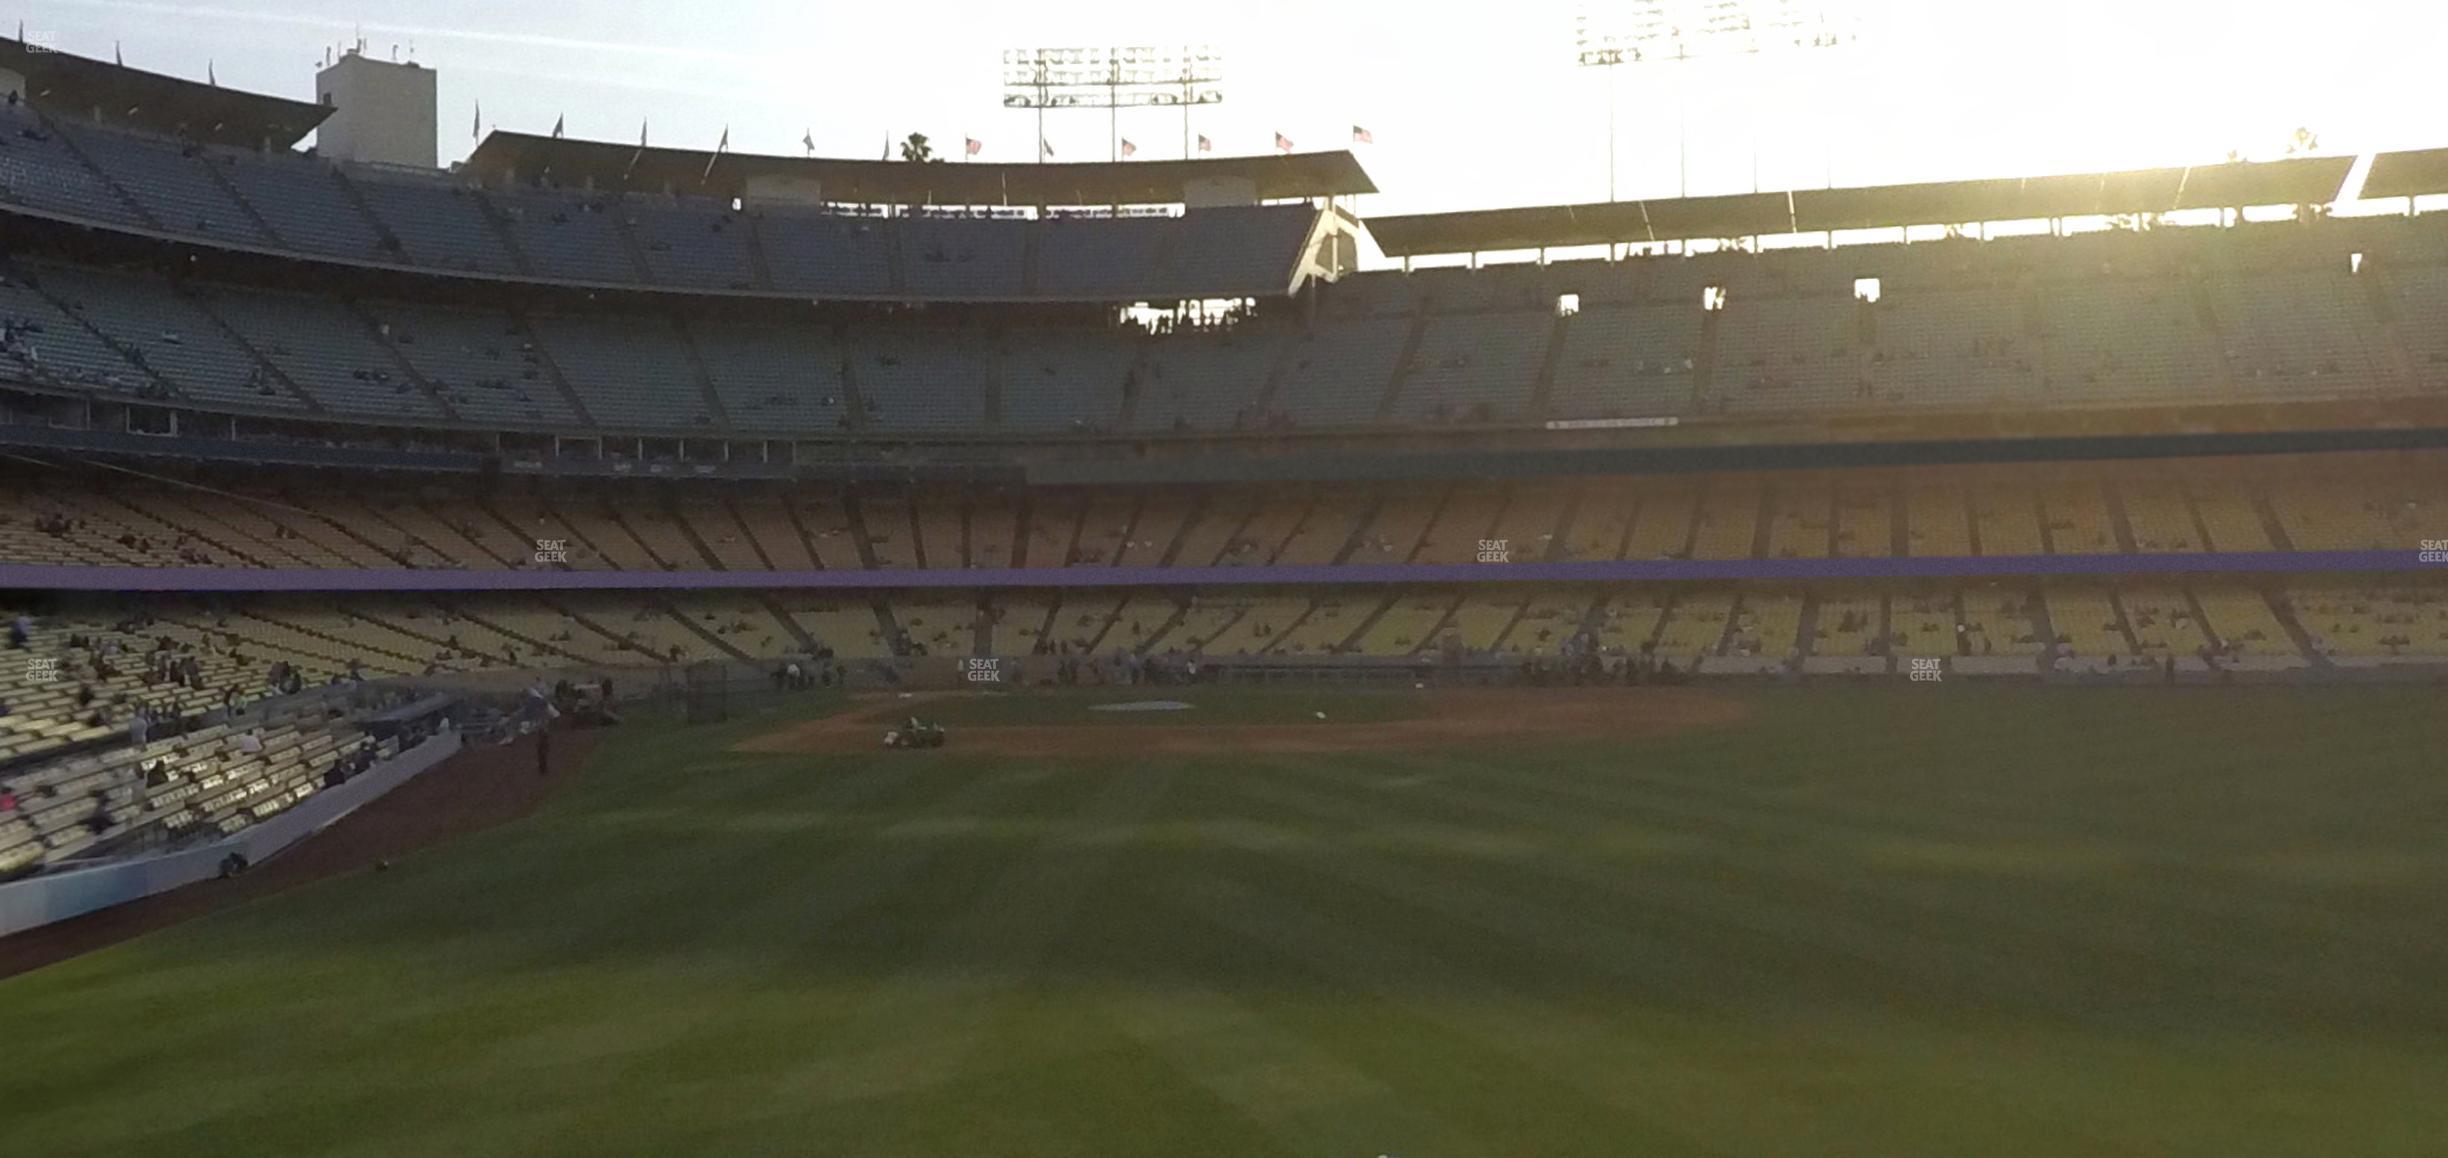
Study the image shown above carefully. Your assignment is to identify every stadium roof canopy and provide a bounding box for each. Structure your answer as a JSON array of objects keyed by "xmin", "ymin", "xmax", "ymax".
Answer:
[
  {"xmin": 462, "ymin": 131, "xmax": 1377, "ymax": 207},
  {"xmin": 0, "ymin": 35, "xmax": 330, "ymax": 148},
  {"xmin": 2356, "ymin": 147, "xmax": 2448, "ymax": 200},
  {"xmin": 1366, "ymin": 155, "xmax": 2359, "ymax": 257}
]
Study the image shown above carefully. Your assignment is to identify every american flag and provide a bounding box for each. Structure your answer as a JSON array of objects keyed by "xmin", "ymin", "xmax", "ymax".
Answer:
[
  {"xmin": 1274, "ymin": 132, "xmax": 1293, "ymax": 154},
  {"xmin": 964, "ymin": 136, "xmax": 982, "ymax": 157},
  {"xmin": 1197, "ymin": 134, "xmax": 1212, "ymax": 153},
  {"xmin": 1352, "ymin": 124, "xmax": 1373, "ymax": 144},
  {"xmin": 1120, "ymin": 138, "xmax": 1137, "ymax": 158}
]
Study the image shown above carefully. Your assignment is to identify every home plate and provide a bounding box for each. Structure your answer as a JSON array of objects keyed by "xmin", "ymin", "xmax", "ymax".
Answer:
[{"xmin": 1089, "ymin": 700, "xmax": 1195, "ymax": 712}]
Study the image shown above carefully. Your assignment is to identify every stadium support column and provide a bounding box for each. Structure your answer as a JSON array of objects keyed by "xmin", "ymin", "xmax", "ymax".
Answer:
[
  {"xmin": 1677, "ymin": 80, "xmax": 1689, "ymax": 199},
  {"xmin": 1607, "ymin": 63, "xmax": 1617, "ymax": 202}
]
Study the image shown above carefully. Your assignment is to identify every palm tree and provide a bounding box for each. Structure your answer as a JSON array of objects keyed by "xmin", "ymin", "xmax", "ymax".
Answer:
[{"xmin": 898, "ymin": 132, "xmax": 944, "ymax": 163}]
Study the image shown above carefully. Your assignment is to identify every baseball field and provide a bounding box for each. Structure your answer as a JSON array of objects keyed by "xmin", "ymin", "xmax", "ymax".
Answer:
[{"xmin": 6, "ymin": 683, "xmax": 2446, "ymax": 1156}]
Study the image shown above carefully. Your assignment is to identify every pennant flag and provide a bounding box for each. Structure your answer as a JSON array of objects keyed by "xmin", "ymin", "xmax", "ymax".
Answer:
[
  {"xmin": 114, "ymin": 40, "xmax": 122, "ymax": 66},
  {"xmin": 1197, "ymin": 134, "xmax": 1212, "ymax": 153},
  {"xmin": 622, "ymin": 119, "xmax": 648, "ymax": 182},
  {"xmin": 964, "ymin": 136, "xmax": 982, "ymax": 157},
  {"xmin": 1274, "ymin": 132, "xmax": 1293, "ymax": 154},
  {"xmin": 1119, "ymin": 138, "xmax": 1137, "ymax": 158},
  {"xmin": 1352, "ymin": 124, "xmax": 1373, "ymax": 145},
  {"xmin": 207, "ymin": 60, "xmax": 216, "ymax": 86},
  {"xmin": 1041, "ymin": 139, "xmax": 1055, "ymax": 159},
  {"xmin": 702, "ymin": 125, "xmax": 728, "ymax": 180},
  {"xmin": 471, "ymin": 100, "xmax": 481, "ymax": 140},
  {"xmin": 551, "ymin": 113, "xmax": 565, "ymax": 139},
  {"xmin": 14, "ymin": 20, "xmax": 21, "ymax": 41},
  {"xmin": 883, "ymin": 136, "xmax": 893, "ymax": 161},
  {"xmin": 802, "ymin": 128, "xmax": 815, "ymax": 156}
]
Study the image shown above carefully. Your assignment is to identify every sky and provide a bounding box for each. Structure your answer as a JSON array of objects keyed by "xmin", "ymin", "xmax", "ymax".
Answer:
[{"xmin": 11, "ymin": 0, "xmax": 2448, "ymax": 218}]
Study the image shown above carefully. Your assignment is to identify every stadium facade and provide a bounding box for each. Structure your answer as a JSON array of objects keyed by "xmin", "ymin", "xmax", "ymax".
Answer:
[{"xmin": 4, "ymin": 35, "xmax": 2447, "ymax": 887}]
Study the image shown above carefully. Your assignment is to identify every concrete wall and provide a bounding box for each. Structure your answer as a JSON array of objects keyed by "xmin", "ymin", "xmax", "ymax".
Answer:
[
  {"xmin": 313, "ymin": 52, "xmax": 437, "ymax": 169},
  {"xmin": 1181, "ymin": 175, "xmax": 1257, "ymax": 208},
  {"xmin": 743, "ymin": 173, "xmax": 827, "ymax": 207}
]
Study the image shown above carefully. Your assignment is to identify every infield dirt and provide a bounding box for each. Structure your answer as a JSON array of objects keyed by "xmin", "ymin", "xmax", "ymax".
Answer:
[{"xmin": 732, "ymin": 687, "xmax": 1749, "ymax": 758}]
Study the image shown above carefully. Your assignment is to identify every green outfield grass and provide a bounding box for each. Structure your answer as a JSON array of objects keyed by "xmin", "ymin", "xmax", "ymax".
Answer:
[{"xmin": 8, "ymin": 685, "xmax": 2448, "ymax": 1157}]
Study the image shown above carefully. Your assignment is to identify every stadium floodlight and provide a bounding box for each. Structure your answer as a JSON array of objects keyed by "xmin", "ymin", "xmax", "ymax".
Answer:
[
  {"xmin": 1576, "ymin": 1, "xmax": 1858, "ymax": 200},
  {"xmin": 1002, "ymin": 45, "xmax": 1225, "ymax": 162}
]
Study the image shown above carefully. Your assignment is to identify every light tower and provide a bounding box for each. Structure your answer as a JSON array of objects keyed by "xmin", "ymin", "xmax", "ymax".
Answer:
[
  {"xmin": 1001, "ymin": 46, "xmax": 1224, "ymax": 163},
  {"xmin": 1576, "ymin": 1, "xmax": 1858, "ymax": 200}
]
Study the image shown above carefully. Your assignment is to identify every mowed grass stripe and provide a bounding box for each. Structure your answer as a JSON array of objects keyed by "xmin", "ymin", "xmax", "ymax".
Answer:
[
  {"xmin": 9, "ymin": 687, "xmax": 2448, "ymax": 1156},
  {"xmin": 765, "ymin": 765, "xmax": 1181, "ymax": 1104},
  {"xmin": 1402, "ymin": 755, "xmax": 2274, "ymax": 1011},
  {"xmin": 1200, "ymin": 753, "xmax": 2098, "ymax": 1016},
  {"xmin": 1460, "ymin": 707, "xmax": 2448, "ymax": 1026},
  {"xmin": 4, "ymin": 754, "xmax": 1047, "ymax": 1154},
  {"xmin": 1157, "ymin": 870, "xmax": 1748, "ymax": 1157},
  {"xmin": 1446, "ymin": 701, "xmax": 2447, "ymax": 956},
  {"xmin": 1096, "ymin": 983, "xmax": 1489, "ymax": 1158},
  {"xmin": 1521, "ymin": 687, "xmax": 2444, "ymax": 846},
  {"xmin": 299, "ymin": 751, "xmax": 999, "ymax": 974},
  {"xmin": 501, "ymin": 761, "xmax": 1128, "ymax": 1126},
  {"xmin": 1213, "ymin": 734, "xmax": 2448, "ymax": 1037},
  {"xmin": 441, "ymin": 761, "xmax": 1104, "ymax": 1108},
  {"xmin": 3, "ymin": 750, "xmax": 1080, "ymax": 1155},
  {"xmin": 1159, "ymin": 863, "xmax": 2243, "ymax": 1158}
]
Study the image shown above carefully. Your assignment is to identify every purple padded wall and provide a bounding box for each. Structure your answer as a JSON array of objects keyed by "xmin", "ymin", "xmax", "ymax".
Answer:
[{"xmin": 0, "ymin": 550, "xmax": 2427, "ymax": 592}]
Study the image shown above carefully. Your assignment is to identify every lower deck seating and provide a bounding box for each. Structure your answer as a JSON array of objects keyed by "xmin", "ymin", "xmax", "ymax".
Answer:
[
  {"xmin": 2284, "ymin": 580, "xmax": 2448, "ymax": 663},
  {"xmin": 2, "ymin": 452, "xmax": 2441, "ymax": 576},
  {"xmin": 284, "ymin": 581, "xmax": 2285, "ymax": 672},
  {"xmin": 0, "ymin": 661, "xmax": 384, "ymax": 877}
]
